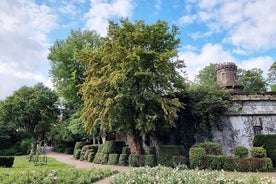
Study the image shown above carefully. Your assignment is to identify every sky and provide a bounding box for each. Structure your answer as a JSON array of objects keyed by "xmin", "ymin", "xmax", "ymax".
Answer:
[{"xmin": 0, "ymin": 0, "xmax": 276, "ymax": 100}]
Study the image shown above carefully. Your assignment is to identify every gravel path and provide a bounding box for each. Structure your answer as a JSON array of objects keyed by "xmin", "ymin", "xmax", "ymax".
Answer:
[{"xmin": 45, "ymin": 147, "xmax": 132, "ymax": 184}]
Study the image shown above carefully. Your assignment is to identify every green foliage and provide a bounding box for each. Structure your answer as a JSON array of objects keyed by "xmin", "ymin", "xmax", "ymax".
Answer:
[
  {"xmin": 102, "ymin": 141, "xmax": 125, "ymax": 154},
  {"xmin": 234, "ymin": 146, "xmax": 248, "ymax": 158},
  {"xmin": 121, "ymin": 146, "xmax": 130, "ymax": 155},
  {"xmin": 253, "ymin": 134, "xmax": 276, "ymax": 166},
  {"xmin": 172, "ymin": 155, "xmax": 186, "ymax": 167},
  {"xmin": 87, "ymin": 152, "xmax": 95, "ymax": 162},
  {"xmin": 237, "ymin": 68, "xmax": 267, "ymax": 92},
  {"xmin": 144, "ymin": 155, "xmax": 156, "ymax": 167},
  {"xmin": 73, "ymin": 142, "xmax": 87, "ymax": 159},
  {"xmin": 108, "ymin": 154, "xmax": 119, "ymax": 165},
  {"xmin": 93, "ymin": 153, "xmax": 108, "ymax": 164},
  {"xmin": 157, "ymin": 145, "xmax": 185, "ymax": 167},
  {"xmin": 205, "ymin": 155, "xmax": 227, "ymax": 170},
  {"xmin": 118, "ymin": 154, "xmax": 128, "ymax": 166},
  {"xmin": 79, "ymin": 20, "xmax": 186, "ymax": 145},
  {"xmin": 189, "ymin": 147, "xmax": 206, "ymax": 169},
  {"xmin": 198, "ymin": 142, "xmax": 222, "ymax": 155},
  {"xmin": 251, "ymin": 147, "xmax": 267, "ymax": 158},
  {"xmin": 0, "ymin": 156, "xmax": 14, "ymax": 167},
  {"xmin": 111, "ymin": 165, "xmax": 276, "ymax": 184},
  {"xmin": 195, "ymin": 63, "xmax": 218, "ymax": 87},
  {"xmin": 128, "ymin": 154, "xmax": 144, "ymax": 167},
  {"xmin": 268, "ymin": 61, "xmax": 276, "ymax": 92},
  {"xmin": 20, "ymin": 138, "xmax": 35, "ymax": 155}
]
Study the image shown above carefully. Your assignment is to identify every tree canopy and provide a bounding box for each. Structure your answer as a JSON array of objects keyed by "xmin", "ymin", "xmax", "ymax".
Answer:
[
  {"xmin": 268, "ymin": 61, "xmax": 276, "ymax": 92},
  {"xmin": 79, "ymin": 20, "xmax": 186, "ymax": 147},
  {"xmin": 194, "ymin": 63, "xmax": 218, "ymax": 87}
]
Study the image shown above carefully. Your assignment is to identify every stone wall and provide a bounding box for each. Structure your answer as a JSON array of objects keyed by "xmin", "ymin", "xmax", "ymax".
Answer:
[{"xmin": 212, "ymin": 92, "xmax": 276, "ymax": 154}]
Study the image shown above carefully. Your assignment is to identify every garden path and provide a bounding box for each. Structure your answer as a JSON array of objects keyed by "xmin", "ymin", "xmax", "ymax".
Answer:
[{"xmin": 45, "ymin": 147, "xmax": 132, "ymax": 184}]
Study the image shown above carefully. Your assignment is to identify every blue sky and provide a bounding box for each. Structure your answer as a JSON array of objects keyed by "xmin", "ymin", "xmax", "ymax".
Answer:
[{"xmin": 0, "ymin": 0, "xmax": 276, "ymax": 99}]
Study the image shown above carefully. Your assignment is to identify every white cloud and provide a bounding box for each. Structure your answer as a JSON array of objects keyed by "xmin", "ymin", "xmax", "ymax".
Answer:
[
  {"xmin": 0, "ymin": 0, "xmax": 57, "ymax": 99},
  {"xmin": 84, "ymin": 0, "xmax": 135, "ymax": 36}
]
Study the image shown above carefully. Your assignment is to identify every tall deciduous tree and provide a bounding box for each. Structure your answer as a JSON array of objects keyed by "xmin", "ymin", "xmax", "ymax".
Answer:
[
  {"xmin": 268, "ymin": 61, "xmax": 276, "ymax": 92},
  {"xmin": 194, "ymin": 63, "xmax": 218, "ymax": 87},
  {"xmin": 237, "ymin": 68, "xmax": 267, "ymax": 92},
  {"xmin": 79, "ymin": 20, "xmax": 186, "ymax": 152},
  {"xmin": 0, "ymin": 83, "xmax": 58, "ymax": 140}
]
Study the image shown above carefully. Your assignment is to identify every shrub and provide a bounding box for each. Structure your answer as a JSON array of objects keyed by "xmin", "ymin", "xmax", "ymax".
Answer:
[
  {"xmin": 172, "ymin": 156, "xmax": 186, "ymax": 167},
  {"xmin": 157, "ymin": 145, "xmax": 185, "ymax": 167},
  {"xmin": 251, "ymin": 147, "xmax": 267, "ymax": 158},
  {"xmin": 234, "ymin": 146, "xmax": 248, "ymax": 158},
  {"xmin": 80, "ymin": 145, "xmax": 98, "ymax": 161},
  {"xmin": 64, "ymin": 147, "xmax": 74, "ymax": 154},
  {"xmin": 20, "ymin": 138, "xmax": 34, "ymax": 154},
  {"xmin": 74, "ymin": 149, "xmax": 81, "ymax": 160},
  {"xmin": 118, "ymin": 154, "xmax": 128, "ymax": 166},
  {"xmin": 144, "ymin": 155, "xmax": 156, "ymax": 167},
  {"xmin": 87, "ymin": 152, "xmax": 95, "ymax": 162},
  {"xmin": 205, "ymin": 155, "xmax": 227, "ymax": 170},
  {"xmin": 253, "ymin": 134, "xmax": 276, "ymax": 167},
  {"xmin": 108, "ymin": 154, "xmax": 119, "ymax": 165},
  {"xmin": 189, "ymin": 147, "xmax": 206, "ymax": 169},
  {"xmin": 73, "ymin": 142, "xmax": 87, "ymax": 159},
  {"xmin": 84, "ymin": 150, "xmax": 94, "ymax": 161},
  {"xmin": 129, "ymin": 154, "xmax": 144, "ymax": 167},
  {"xmin": 93, "ymin": 153, "xmax": 108, "ymax": 164},
  {"xmin": 222, "ymin": 157, "xmax": 237, "ymax": 171},
  {"xmin": 0, "ymin": 156, "xmax": 15, "ymax": 167},
  {"xmin": 121, "ymin": 146, "xmax": 130, "ymax": 155},
  {"xmin": 148, "ymin": 147, "xmax": 156, "ymax": 155},
  {"xmin": 251, "ymin": 157, "xmax": 273, "ymax": 171},
  {"xmin": 102, "ymin": 141, "xmax": 125, "ymax": 154},
  {"xmin": 198, "ymin": 142, "xmax": 222, "ymax": 155},
  {"xmin": 97, "ymin": 144, "xmax": 104, "ymax": 153}
]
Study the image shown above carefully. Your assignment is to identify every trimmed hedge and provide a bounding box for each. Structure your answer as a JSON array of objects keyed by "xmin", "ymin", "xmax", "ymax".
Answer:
[
  {"xmin": 80, "ymin": 145, "xmax": 98, "ymax": 161},
  {"xmin": 108, "ymin": 154, "xmax": 119, "ymax": 165},
  {"xmin": 129, "ymin": 154, "xmax": 144, "ymax": 167},
  {"xmin": 144, "ymin": 155, "xmax": 156, "ymax": 167},
  {"xmin": 157, "ymin": 145, "xmax": 185, "ymax": 167},
  {"xmin": 102, "ymin": 141, "xmax": 125, "ymax": 154},
  {"xmin": 87, "ymin": 152, "xmax": 95, "ymax": 162},
  {"xmin": 0, "ymin": 156, "xmax": 15, "ymax": 167},
  {"xmin": 122, "ymin": 147, "xmax": 130, "ymax": 155},
  {"xmin": 234, "ymin": 146, "xmax": 248, "ymax": 158},
  {"xmin": 189, "ymin": 147, "xmax": 206, "ymax": 169},
  {"xmin": 172, "ymin": 156, "xmax": 186, "ymax": 167},
  {"xmin": 251, "ymin": 147, "xmax": 267, "ymax": 158},
  {"xmin": 93, "ymin": 153, "xmax": 108, "ymax": 164},
  {"xmin": 73, "ymin": 142, "xmax": 87, "ymax": 159},
  {"xmin": 74, "ymin": 149, "xmax": 81, "ymax": 160},
  {"xmin": 118, "ymin": 154, "xmax": 128, "ymax": 166},
  {"xmin": 198, "ymin": 142, "xmax": 222, "ymax": 155},
  {"xmin": 205, "ymin": 155, "xmax": 226, "ymax": 170},
  {"xmin": 253, "ymin": 134, "xmax": 276, "ymax": 167}
]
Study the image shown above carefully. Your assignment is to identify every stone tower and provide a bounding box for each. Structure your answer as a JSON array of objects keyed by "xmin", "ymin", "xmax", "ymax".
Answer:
[{"xmin": 216, "ymin": 62, "xmax": 243, "ymax": 92}]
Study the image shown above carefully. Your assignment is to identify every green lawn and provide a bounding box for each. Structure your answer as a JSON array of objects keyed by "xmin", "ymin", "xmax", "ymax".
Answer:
[{"xmin": 0, "ymin": 156, "xmax": 117, "ymax": 184}]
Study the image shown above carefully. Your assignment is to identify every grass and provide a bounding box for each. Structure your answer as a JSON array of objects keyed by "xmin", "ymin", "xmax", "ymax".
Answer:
[{"xmin": 0, "ymin": 156, "xmax": 117, "ymax": 184}]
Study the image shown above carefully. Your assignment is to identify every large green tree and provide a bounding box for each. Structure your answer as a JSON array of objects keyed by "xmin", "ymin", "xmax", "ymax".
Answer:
[
  {"xmin": 79, "ymin": 20, "xmax": 186, "ymax": 152},
  {"xmin": 268, "ymin": 61, "xmax": 276, "ymax": 92},
  {"xmin": 48, "ymin": 30, "xmax": 103, "ymax": 143},
  {"xmin": 237, "ymin": 68, "xmax": 267, "ymax": 92},
  {"xmin": 0, "ymin": 83, "xmax": 58, "ymax": 141},
  {"xmin": 194, "ymin": 63, "xmax": 218, "ymax": 87}
]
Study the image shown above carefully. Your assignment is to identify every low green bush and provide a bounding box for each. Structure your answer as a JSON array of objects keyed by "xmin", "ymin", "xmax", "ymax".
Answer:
[
  {"xmin": 198, "ymin": 142, "xmax": 222, "ymax": 155},
  {"xmin": 157, "ymin": 145, "xmax": 185, "ymax": 167},
  {"xmin": 251, "ymin": 147, "xmax": 267, "ymax": 158},
  {"xmin": 97, "ymin": 144, "xmax": 104, "ymax": 153},
  {"xmin": 148, "ymin": 147, "xmax": 156, "ymax": 155},
  {"xmin": 64, "ymin": 147, "xmax": 74, "ymax": 154},
  {"xmin": 118, "ymin": 154, "xmax": 128, "ymax": 166},
  {"xmin": 144, "ymin": 155, "xmax": 156, "ymax": 167},
  {"xmin": 74, "ymin": 149, "xmax": 81, "ymax": 160},
  {"xmin": 222, "ymin": 157, "xmax": 237, "ymax": 171},
  {"xmin": 80, "ymin": 145, "xmax": 97, "ymax": 161},
  {"xmin": 102, "ymin": 141, "xmax": 125, "ymax": 154},
  {"xmin": 122, "ymin": 147, "xmax": 130, "ymax": 155},
  {"xmin": 205, "ymin": 155, "xmax": 227, "ymax": 170},
  {"xmin": 253, "ymin": 134, "xmax": 276, "ymax": 167},
  {"xmin": 84, "ymin": 150, "xmax": 94, "ymax": 161},
  {"xmin": 0, "ymin": 156, "xmax": 15, "ymax": 167},
  {"xmin": 108, "ymin": 154, "xmax": 119, "ymax": 165},
  {"xmin": 189, "ymin": 147, "xmax": 206, "ymax": 169},
  {"xmin": 73, "ymin": 142, "xmax": 87, "ymax": 159},
  {"xmin": 82, "ymin": 145, "xmax": 98, "ymax": 153},
  {"xmin": 93, "ymin": 153, "xmax": 108, "ymax": 164},
  {"xmin": 20, "ymin": 138, "xmax": 34, "ymax": 155},
  {"xmin": 87, "ymin": 152, "xmax": 95, "ymax": 162},
  {"xmin": 172, "ymin": 155, "xmax": 186, "ymax": 167},
  {"xmin": 128, "ymin": 154, "xmax": 144, "ymax": 167},
  {"xmin": 234, "ymin": 146, "xmax": 248, "ymax": 158}
]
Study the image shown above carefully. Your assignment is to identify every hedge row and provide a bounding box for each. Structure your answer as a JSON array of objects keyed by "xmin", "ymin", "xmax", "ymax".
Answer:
[
  {"xmin": 0, "ymin": 156, "xmax": 15, "ymax": 167},
  {"xmin": 157, "ymin": 145, "xmax": 186, "ymax": 167}
]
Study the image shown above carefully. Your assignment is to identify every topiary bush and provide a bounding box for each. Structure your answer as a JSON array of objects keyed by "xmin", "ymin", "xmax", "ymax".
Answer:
[
  {"xmin": 128, "ymin": 154, "xmax": 144, "ymax": 167},
  {"xmin": 121, "ymin": 146, "xmax": 130, "ymax": 155},
  {"xmin": 172, "ymin": 155, "xmax": 186, "ymax": 167},
  {"xmin": 118, "ymin": 154, "xmax": 128, "ymax": 166},
  {"xmin": 87, "ymin": 152, "xmax": 95, "ymax": 162},
  {"xmin": 108, "ymin": 154, "xmax": 119, "ymax": 165},
  {"xmin": 253, "ymin": 134, "xmax": 276, "ymax": 167},
  {"xmin": 0, "ymin": 156, "xmax": 15, "ymax": 167},
  {"xmin": 144, "ymin": 155, "xmax": 156, "ymax": 167},
  {"xmin": 251, "ymin": 147, "xmax": 267, "ymax": 158},
  {"xmin": 205, "ymin": 155, "xmax": 227, "ymax": 170},
  {"xmin": 102, "ymin": 141, "xmax": 125, "ymax": 154},
  {"xmin": 93, "ymin": 153, "xmax": 108, "ymax": 164},
  {"xmin": 73, "ymin": 142, "xmax": 87, "ymax": 159},
  {"xmin": 222, "ymin": 157, "xmax": 237, "ymax": 171},
  {"xmin": 157, "ymin": 145, "xmax": 185, "ymax": 167},
  {"xmin": 189, "ymin": 147, "xmax": 206, "ymax": 169},
  {"xmin": 74, "ymin": 149, "xmax": 81, "ymax": 160},
  {"xmin": 198, "ymin": 142, "xmax": 222, "ymax": 155},
  {"xmin": 234, "ymin": 146, "xmax": 248, "ymax": 158}
]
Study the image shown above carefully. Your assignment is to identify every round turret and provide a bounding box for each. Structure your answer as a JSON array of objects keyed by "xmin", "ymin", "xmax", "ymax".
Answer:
[{"xmin": 216, "ymin": 62, "xmax": 243, "ymax": 92}]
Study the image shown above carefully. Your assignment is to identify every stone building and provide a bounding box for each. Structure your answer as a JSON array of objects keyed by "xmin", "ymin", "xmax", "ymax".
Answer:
[{"xmin": 213, "ymin": 62, "xmax": 276, "ymax": 154}]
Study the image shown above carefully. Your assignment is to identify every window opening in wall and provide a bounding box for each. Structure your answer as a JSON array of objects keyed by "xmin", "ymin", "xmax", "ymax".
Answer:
[{"xmin": 253, "ymin": 126, "xmax": 262, "ymax": 135}]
